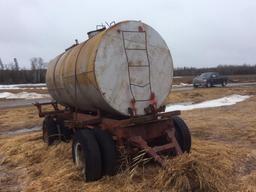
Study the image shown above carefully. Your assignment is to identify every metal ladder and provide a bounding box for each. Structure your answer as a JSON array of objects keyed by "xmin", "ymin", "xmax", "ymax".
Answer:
[{"xmin": 121, "ymin": 30, "xmax": 152, "ymax": 108}]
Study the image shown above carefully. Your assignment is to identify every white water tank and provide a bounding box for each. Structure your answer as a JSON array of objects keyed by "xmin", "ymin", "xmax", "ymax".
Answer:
[{"xmin": 46, "ymin": 20, "xmax": 173, "ymax": 118}]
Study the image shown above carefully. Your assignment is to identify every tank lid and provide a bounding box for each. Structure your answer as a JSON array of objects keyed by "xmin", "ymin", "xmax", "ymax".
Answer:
[{"xmin": 87, "ymin": 27, "xmax": 106, "ymax": 39}]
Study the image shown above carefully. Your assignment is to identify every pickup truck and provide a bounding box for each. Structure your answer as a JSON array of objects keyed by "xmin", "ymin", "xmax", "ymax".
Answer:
[{"xmin": 193, "ymin": 72, "xmax": 228, "ymax": 88}]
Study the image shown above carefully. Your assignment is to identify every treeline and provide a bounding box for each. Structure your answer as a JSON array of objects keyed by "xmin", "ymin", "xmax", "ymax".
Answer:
[
  {"xmin": 0, "ymin": 60, "xmax": 255, "ymax": 84},
  {"xmin": 0, "ymin": 57, "xmax": 47, "ymax": 84},
  {"xmin": 174, "ymin": 64, "xmax": 256, "ymax": 76}
]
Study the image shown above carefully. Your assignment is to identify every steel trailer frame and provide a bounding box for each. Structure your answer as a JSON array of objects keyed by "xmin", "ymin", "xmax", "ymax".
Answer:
[{"xmin": 34, "ymin": 101, "xmax": 184, "ymax": 167}]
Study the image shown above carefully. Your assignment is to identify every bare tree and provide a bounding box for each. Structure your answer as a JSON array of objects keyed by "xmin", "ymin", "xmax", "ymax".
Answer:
[
  {"xmin": 0, "ymin": 58, "xmax": 3, "ymax": 70},
  {"xmin": 31, "ymin": 57, "xmax": 45, "ymax": 83},
  {"xmin": 13, "ymin": 58, "xmax": 19, "ymax": 71}
]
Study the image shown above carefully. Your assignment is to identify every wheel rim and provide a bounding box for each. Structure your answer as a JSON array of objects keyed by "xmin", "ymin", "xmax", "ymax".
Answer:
[{"xmin": 74, "ymin": 142, "xmax": 86, "ymax": 178}]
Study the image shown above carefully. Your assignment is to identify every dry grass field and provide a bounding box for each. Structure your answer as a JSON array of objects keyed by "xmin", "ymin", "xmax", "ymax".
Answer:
[
  {"xmin": 0, "ymin": 107, "xmax": 42, "ymax": 132},
  {"xmin": 0, "ymin": 86, "xmax": 256, "ymax": 192}
]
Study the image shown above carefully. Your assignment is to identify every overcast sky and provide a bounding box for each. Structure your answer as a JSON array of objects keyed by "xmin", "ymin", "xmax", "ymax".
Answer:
[{"xmin": 0, "ymin": 0, "xmax": 256, "ymax": 68}]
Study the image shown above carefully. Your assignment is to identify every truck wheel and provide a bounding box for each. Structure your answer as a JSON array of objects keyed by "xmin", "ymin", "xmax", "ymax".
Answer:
[
  {"xmin": 172, "ymin": 116, "xmax": 191, "ymax": 153},
  {"xmin": 93, "ymin": 128, "xmax": 118, "ymax": 176},
  {"xmin": 193, "ymin": 84, "xmax": 198, "ymax": 88},
  {"xmin": 206, "ymin": 82, "xmax": 212, "ymax": 88},
  {"xmin": 72, "ymin": 129, "xmax": 102, "ymax": 181},
  {"xmin": 42, "ymin": 117, "xmax": 59, "ymax": 145},
  {"xmin": 222, "ymin": 80, "xmax": 227, "ymax": 87}
]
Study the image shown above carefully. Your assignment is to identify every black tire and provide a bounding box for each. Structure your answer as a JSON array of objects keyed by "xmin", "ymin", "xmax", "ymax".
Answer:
[
  {"xmin": 222, "ymin": 80, "xmax": 227, "ymax": 87},
  {"xmin": 172, "ymin": 116, "xmax": 191, "ymax": 153},
  {"xmin": 56, "ymin": 117, "xmax": 73, "ymax": 142},
  {"xmin": 93, "ymin": 128, "xmax": 118, "ymax": 176},
  {"xmin": 42, "ymin": 116, "xmax": 59, "ymax": 145},
  {"xmin": 193, "ymin": 84, "xmax": 198, "ymax": 88},
  {"xmin": 206, "ymin": 81, "xmax": 212, "ymax": 88},
  {"xmin": 72, "ymin": 129, "xmax": 102, "ymax": 181}
]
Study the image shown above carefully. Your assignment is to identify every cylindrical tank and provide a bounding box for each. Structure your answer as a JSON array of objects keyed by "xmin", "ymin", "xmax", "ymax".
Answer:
[{"xmin": 46, "ymin": 20, "xmax": 173, "ymax": 118}]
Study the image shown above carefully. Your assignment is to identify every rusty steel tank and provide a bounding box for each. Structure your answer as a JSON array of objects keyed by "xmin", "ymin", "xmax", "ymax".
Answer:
[{"xmin": 46, "ymin": 20, "xmax": 173, "ymax": 118}]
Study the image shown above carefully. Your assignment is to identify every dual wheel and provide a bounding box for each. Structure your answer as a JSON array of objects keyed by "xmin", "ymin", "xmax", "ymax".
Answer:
[
  {"xmin": 42, "ymin": 116, "xmax": 72, "ymax": 145},
  {"xmin": 72, "ymin": 128, "xmax": 117, "ymax": 182},
  {"xmin": 42, "ymin": 116, "xmax": 117, "ymax": 182}
]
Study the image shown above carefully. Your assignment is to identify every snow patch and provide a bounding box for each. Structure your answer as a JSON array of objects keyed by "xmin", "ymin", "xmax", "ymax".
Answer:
[
  {"xmin": 0, "ymin": 92, "xmax": 50, "ymax": 99},
  {"xmin": 0, "ymin": 83, "xmax": 46, "ymax": 90},
  {"xmin": 173, "ymin": 76, "xmax": 183, "ymax": 79},
  {"xmin": 172, "ymin": 83, "xmax": 192, "ymax": 88},
  {"xmin": 0, "ymin": 126, "xmax": 41, "ymax": 136},
  {"xmin": 166, "ymin": 94, "xmax": 251, "ymax": 112}
]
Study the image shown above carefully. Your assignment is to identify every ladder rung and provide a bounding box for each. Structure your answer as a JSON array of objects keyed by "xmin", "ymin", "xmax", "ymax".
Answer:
[
  {"xmin": 129, "ymin": 65, "xmax": 149, "ymax": 67},
  {"xmin": 130, "ymin": 83, "xmax": 150, "ymax": 87},
  {"xmin": 122, "ymin": 30, "xmax": 146, "ymax": 33},
  {"xmin": 131, "ymin": 99, "xmax": 151, "ymax": 102},
  {"xmin": 125, "ymin": 48, "xmax": 147, "ymax": 50}
]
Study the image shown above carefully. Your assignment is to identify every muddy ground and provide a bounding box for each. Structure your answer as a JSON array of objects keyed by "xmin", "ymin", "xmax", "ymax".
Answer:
[{"xmin": 0, "ymin": 86, "xmax": 256, "ymax": 192}]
